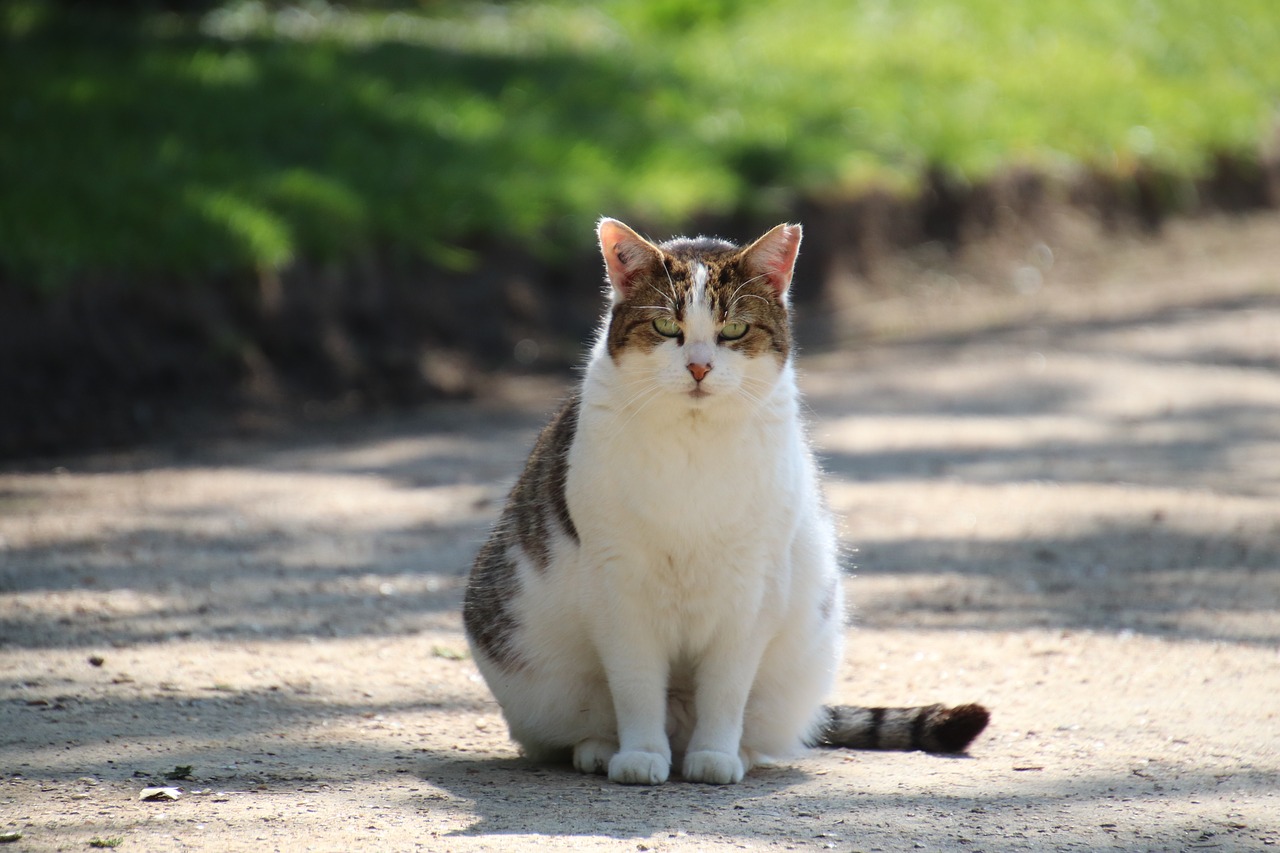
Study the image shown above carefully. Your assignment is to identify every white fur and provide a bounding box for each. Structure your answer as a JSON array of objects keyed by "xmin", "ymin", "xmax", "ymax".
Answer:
[
  {"xmin": 471, "ymin": 293, "xmax": 843, "ymax": 785},
  {"xmin": 691, "ymin": 261, "xmax": 708, "ymax": 305}
]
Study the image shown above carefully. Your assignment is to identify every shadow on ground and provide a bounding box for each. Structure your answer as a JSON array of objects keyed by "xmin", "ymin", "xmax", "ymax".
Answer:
[
  {"xmin": 3, "ymin": 253, "xmax": 1279, "ymax": 849},
  {"xmin": 3, "ymin": 284, "xmax": 1278, "ymax": 654}
]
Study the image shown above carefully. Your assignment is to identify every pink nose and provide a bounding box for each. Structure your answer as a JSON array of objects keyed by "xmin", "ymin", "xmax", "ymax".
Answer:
[{"xmin": 688, "ymin": 362, "xmax": 712, "ymax": 382}]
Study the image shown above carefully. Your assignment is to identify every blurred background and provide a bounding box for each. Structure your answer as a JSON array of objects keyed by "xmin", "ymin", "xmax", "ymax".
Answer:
[{"xmin": 2, "ymin": 0, "xmax": 1278, "ymax": 458}]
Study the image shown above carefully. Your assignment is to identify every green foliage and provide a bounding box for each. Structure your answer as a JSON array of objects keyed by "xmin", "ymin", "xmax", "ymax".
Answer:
[{"xmin": 3, "ymin": 0, "xmax": 1278, "ymax": 290}]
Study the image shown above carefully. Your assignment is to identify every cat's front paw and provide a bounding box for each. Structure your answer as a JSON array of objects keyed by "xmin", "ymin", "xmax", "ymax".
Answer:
[
  {"xmin": 608, "ymin": 750, "xmax": 670, "ymax": 785},
  {"xmin": 573, "ymin": 737, "xmax": 617, "ymax": 776},
  {"xmin": 682, "ymin": 750, "xmax": 745, "ymax": 785}
]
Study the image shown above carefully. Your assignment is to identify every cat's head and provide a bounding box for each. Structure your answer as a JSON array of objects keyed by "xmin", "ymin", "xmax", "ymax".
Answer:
[{"xmin": 595, "ymin": 217, "xmax": 801, "ymax": 409}]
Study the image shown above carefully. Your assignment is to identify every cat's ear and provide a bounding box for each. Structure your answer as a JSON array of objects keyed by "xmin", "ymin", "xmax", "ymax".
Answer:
[
  {"xmin": 598, "ymin": 217, "xmax": 663, "ymax": 300},
  {"xmin": 740, "ymin": 223, "xmax": 802, "ymax": 301}
]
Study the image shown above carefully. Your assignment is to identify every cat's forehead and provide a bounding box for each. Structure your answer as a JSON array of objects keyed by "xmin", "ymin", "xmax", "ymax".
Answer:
[
  {"xmin": 653, "ymin": 237, "xmax": 742, "ymax": 291},
  {"xmin": 658, "ymin": 236, "xmax": 740, "ymax": 262}
]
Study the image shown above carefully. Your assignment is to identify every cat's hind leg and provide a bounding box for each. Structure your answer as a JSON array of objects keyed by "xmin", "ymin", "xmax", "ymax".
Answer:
[
  {"xmin": 572, "ymin": 736, "xmax": 618, "ymax": 775},
  {"xmin": 741, "ymin": 596, "xmax": 843, "ymax": 760},
  {"xmin": 477, "ymin": 650, "xmax": 620, "ymax": 773}
]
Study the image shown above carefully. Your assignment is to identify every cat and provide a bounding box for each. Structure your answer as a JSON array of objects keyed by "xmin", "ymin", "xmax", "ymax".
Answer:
[{"xmin": 463, "ymin": 218, "xmax": 988, "ymax": 785}]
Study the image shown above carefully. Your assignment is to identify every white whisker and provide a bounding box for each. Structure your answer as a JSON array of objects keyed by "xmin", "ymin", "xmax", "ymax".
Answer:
[
  {"xmin": 645, "ymin": 281, "xmax": 676, "ymax": 308},
  {"xmin": 727, "ymin": 272, "xmax": 777, "ymax": 318},
  {"xmin": 607, "ymin": 379, "xmax": 666, "ymax": 438},
  {"xmin": 728, "ymin": 272, "xmax": 770, "ymax": 305}
]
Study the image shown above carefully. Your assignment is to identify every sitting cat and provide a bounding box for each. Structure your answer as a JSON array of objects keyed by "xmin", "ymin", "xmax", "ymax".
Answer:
[{"xmin": 463, "ymin": 218, "xmax": 988, "ymax": 785}]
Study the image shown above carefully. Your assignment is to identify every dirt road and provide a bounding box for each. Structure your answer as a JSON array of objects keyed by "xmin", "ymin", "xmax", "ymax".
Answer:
[{"xmin": 3, "ymin": 214, "xmax": 1279, "ymax": 851}]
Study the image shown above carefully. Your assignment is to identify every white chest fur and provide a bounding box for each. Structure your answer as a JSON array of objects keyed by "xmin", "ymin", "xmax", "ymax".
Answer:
[
  {"xmin": 573, "ymin": 353, "xmax": 806, "ymax": 533},
  {"xmin": 566, "ymin": 353, "xmax": 816, "ymax": 647}
]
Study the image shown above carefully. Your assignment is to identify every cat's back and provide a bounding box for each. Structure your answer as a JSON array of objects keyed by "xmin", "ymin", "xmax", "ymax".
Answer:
[{"xmin": 462, "ymin": 394, "xmax": 580, "ymax": 666}]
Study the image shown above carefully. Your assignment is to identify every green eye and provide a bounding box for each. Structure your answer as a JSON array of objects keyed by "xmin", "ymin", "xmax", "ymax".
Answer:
[
  {"xmin": 720, "ymin": 321, "xmax": 749, "ymax": 341},
  {"xmin": 653, "ymin": 316, "xmax": 681, "ymax": 337}
]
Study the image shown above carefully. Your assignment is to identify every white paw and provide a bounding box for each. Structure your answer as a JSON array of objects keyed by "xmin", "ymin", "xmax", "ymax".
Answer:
[
  {"xmin": 608, "ymin": 750, "xmax": 670, "ymax": 785},
  {"xmin": 682, "ymin": 750, "xmax": 745, "ymax": 785},
  {"xmin": 573, "ymin": 737, "xmax": 617, "ymax": 776}
]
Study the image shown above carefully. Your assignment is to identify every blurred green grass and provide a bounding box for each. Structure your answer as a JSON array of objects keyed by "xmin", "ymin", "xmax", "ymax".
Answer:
[{"xmin": 3, "ymin": 0, "xmax": 1278, "ymax": 292}]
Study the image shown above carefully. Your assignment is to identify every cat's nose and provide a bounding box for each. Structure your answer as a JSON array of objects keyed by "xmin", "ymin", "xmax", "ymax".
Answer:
[{"xmin": 687, "ymin": 362, "xmax": 712, "ymax": 382}]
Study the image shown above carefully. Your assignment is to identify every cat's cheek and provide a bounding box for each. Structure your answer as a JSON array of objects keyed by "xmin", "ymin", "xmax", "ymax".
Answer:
[
  {"xmin": 620, "ymin": 346, "xmax": 681, "ymax": 382},
  {"xmin": 710, "ymin": 355, "xmax": 770, "ymax": 400},
  {"xmin": 696, "ymin": 368, "xmax": 735, "ymax": 398},
  {"xmin": 740, "ymin": 356, "xmax": 785, "ymax": 390}
]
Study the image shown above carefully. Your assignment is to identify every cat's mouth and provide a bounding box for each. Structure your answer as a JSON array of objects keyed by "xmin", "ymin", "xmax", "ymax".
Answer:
[{"xmin": 687, "ymin": 387, "xmax": 710, "ymax": 400}]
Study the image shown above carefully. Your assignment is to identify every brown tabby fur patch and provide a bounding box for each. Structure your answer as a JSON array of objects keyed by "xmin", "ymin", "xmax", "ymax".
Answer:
[
  {"xmin": 606, "ymin": 237, "xmax": 792, "ymax": 364},
  {"xmin": 463, "ymin": 396, "xmax": 580, "ymax": 670}
]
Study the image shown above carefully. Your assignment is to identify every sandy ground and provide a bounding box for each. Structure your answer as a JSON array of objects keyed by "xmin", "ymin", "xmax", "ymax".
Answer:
[{"xmin": 2, "ymin": 213, "xmax": 1279, "ymax": 852}]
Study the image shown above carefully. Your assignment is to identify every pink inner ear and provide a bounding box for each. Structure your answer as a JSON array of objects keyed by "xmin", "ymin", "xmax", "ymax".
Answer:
[
  {"xmin": 749, "ymin": 224, "xmax": 802, "ymax": 296},
  {"xmin": 600, "ymin": 228, "xmax": 631, "ymax": 288},
  {"xmin": 598, "ymin": 218, "xmax": 658, "ymax": 298}
]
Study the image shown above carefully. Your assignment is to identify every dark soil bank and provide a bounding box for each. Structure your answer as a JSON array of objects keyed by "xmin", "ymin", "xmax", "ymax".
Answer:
[{"xmin": 3, "ymin": 158, "xmax": 1277, "ymax": 460}]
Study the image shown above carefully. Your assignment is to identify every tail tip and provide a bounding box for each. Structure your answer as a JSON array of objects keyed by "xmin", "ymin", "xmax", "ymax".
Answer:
[{"xmin": 930, "ymin": 702, "xmax": 991, "ymax": 753}]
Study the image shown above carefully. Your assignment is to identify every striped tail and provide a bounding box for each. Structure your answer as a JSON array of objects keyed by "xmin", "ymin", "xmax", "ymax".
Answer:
[{"xmin": 816, "ymin": 703, "xmax": 990, "ymax": 754}]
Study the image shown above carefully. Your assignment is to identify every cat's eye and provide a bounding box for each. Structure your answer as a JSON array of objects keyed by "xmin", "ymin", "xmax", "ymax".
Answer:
[
  {"xmin": 652, "ymin": 316, "xmax": 681, "ymax": 337},
  {"xmin": 719, "ymin": 321, "xmax": 749, "ymax": 341}
]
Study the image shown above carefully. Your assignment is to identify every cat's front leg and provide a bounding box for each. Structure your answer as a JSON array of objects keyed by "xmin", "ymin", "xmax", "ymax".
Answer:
[
  {"xmin": 595, "ymin": 627, "xmax": 672, "ymax": 785},
  {"xmin": 683, "ymin": 631, "xmax": 769, "ymax": 785}
]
